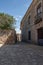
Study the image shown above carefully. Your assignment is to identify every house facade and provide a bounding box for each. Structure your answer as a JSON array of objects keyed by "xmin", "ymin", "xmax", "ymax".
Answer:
[{"xmin": 20, "ymin": 0, "xmax": 43, "ymax": 45}]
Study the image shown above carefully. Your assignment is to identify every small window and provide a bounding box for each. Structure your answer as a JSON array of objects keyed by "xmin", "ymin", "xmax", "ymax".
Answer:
[{"xmin": 28, "ymin": 15, "xmax": 30, "ymax": 24}]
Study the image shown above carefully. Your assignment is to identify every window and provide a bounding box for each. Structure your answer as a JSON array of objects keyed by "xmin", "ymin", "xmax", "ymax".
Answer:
[
  {"xmin": 37, "ymin": 3, "xmax": 41, "ymax": 14},
  {"xmin": 28, "ymin": 15, "xmax": 31, "ymax": 24}
]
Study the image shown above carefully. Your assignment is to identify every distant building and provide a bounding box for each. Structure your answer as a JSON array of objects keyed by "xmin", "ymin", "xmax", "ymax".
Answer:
[
  {"xmin": 17, "ymin": 33, "xmax": 21, "ymax": 41},
  {"xmin": 20, "ymin": 0, "xmax": 43, "ymax": 45}
]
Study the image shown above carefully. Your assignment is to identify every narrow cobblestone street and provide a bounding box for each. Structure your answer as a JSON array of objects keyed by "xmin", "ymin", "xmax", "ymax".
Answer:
[{"xmin": 0, "ymin": 42, "xmax": 43, "ymax": 65}]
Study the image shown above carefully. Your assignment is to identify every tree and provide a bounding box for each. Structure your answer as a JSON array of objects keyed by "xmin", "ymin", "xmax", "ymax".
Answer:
[{"xmin": 0, "ymin": 13, "xmax": 16, "ymax": 29}]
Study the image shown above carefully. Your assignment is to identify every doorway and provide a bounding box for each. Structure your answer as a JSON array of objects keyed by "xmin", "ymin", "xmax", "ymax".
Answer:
[
  {"xmin": 28, "ymin": 31, "xmax": 31, "ymax": 40},
  {"xmin": 37, "ymin": 27, "xmax": 43, "ymax": 45}
]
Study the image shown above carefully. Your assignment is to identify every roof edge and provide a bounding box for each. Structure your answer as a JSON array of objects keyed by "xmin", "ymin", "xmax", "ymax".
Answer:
[{"xmin": 21, "ymin": 0, "xmax": 34, "ymax": 23}]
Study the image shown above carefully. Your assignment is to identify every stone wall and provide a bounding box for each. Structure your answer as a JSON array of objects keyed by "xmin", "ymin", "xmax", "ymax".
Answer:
[{"xmin": 0, "ymin": 29, "xmax": 17, "ymax": 45}]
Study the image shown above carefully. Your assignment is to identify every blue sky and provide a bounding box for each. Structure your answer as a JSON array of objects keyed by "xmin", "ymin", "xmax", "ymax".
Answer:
[{"xmin": 0, "ymin": 0, "xmax": 32, "ymax": 33}]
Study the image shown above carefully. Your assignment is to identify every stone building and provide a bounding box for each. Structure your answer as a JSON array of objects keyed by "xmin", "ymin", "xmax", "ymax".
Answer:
[
  {"xmin": 17, "ymin": 34, "xmax": 21, "ymax": 42},
  {"xmin": 20, "ymin": 0, "xmax": 43, "ymax": 45}
]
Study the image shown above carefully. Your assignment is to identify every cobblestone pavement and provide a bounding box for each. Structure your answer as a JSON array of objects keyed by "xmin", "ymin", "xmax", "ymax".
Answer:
[{"xmin": 0, "ymin": 42, "xmax": 43, "ymax": 65}]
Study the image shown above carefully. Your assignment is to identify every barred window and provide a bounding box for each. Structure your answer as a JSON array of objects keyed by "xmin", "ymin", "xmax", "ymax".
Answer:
[{"xmin": 37, "ymin": 3, "xmax": 41, "ymax": 14}]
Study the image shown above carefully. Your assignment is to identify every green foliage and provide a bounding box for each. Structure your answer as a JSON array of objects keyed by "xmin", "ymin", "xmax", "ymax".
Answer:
[{"xmin": 0, "ymin": 13, "xmax": 16, "ymax": 29}]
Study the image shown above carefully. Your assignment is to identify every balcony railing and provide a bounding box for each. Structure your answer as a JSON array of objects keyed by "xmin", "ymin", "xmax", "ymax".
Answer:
[{"xmin": 34, "ymin": 12, "xmax": 42, "ymax": 24}]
